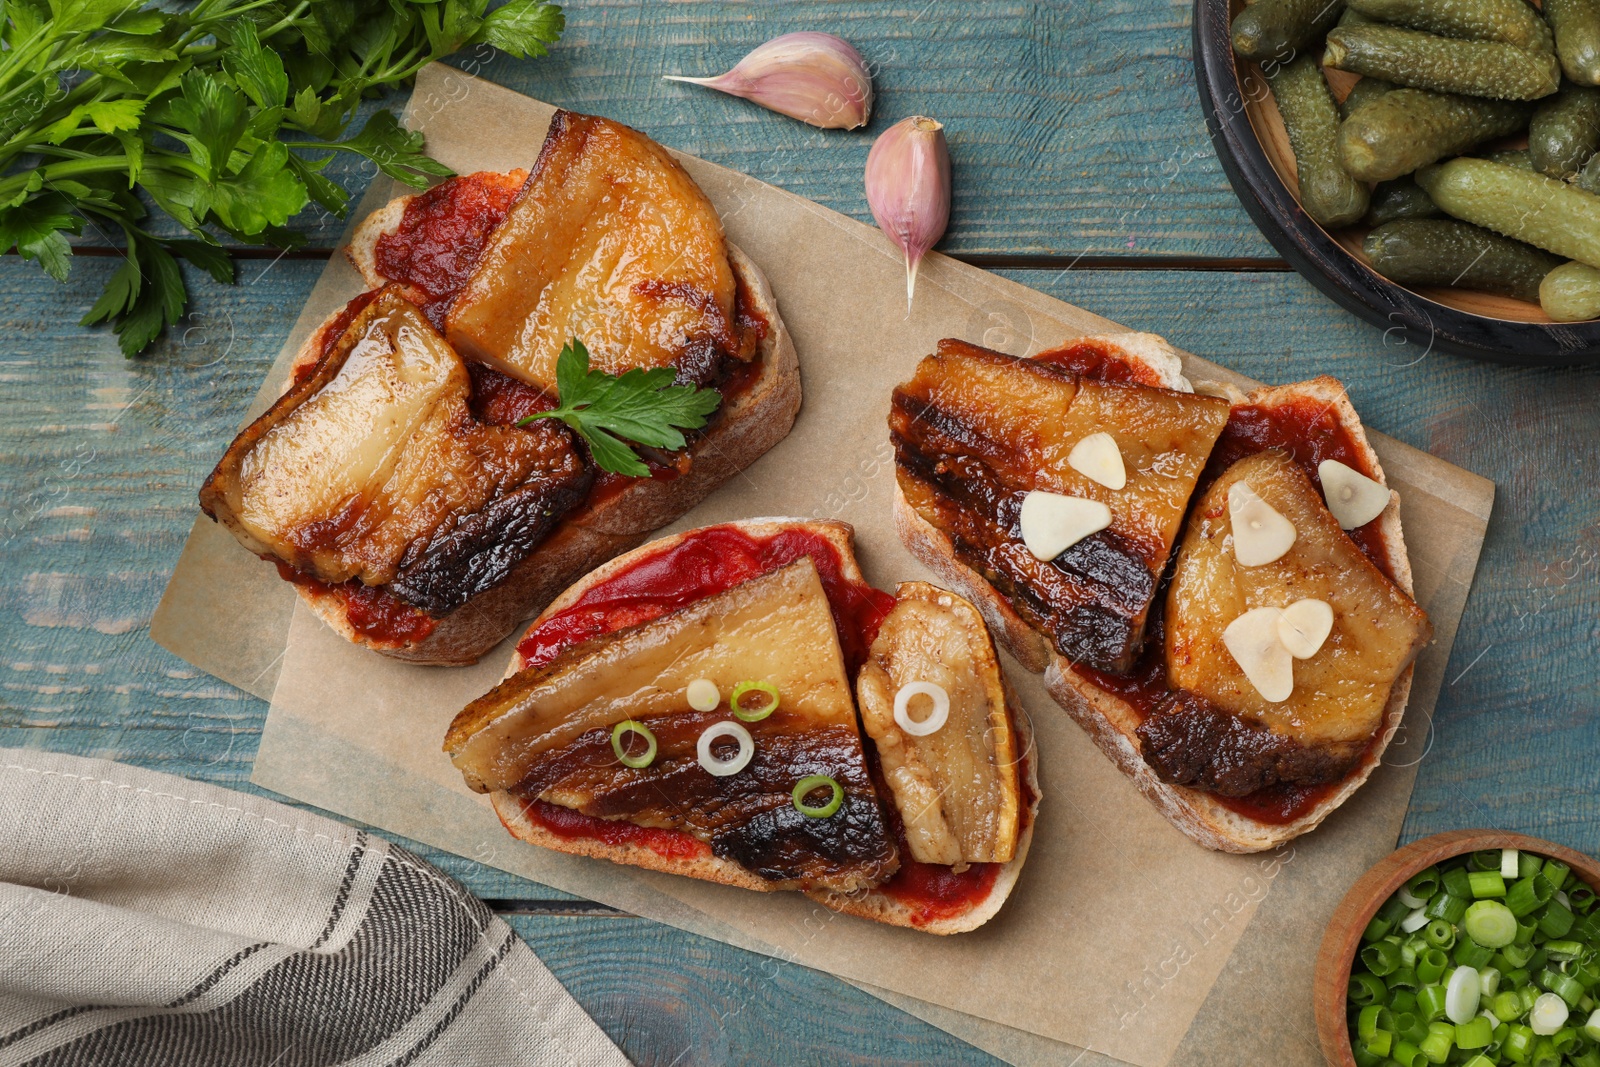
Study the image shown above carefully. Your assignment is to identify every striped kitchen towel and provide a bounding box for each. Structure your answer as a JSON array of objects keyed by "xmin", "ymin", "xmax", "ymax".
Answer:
[{"xmin": 0, "ymin": 747, "xmax": 629, "ymax": 1067}]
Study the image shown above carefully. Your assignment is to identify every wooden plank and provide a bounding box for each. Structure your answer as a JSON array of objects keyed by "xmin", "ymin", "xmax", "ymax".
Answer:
[
  {"xmin": 503, "ymin": 914, "xmax": 1002, "ymax": 1066},
  {"xmin": 61, "ymin": 0, "xmax": 1275, "ymax": 259},
  {"xmin": 4, "ymin": 256, "xmax": 1598, "ymax": 864}
]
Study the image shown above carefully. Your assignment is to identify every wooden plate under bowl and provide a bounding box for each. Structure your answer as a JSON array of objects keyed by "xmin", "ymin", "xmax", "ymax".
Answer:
[
  {"xmin": 1314, "ymin": 829, "xmax": 1600, "ymax": 1067},
  {"xmin": 1193, "ymin": 0, "xmax": 1600, "ymax": 366}
]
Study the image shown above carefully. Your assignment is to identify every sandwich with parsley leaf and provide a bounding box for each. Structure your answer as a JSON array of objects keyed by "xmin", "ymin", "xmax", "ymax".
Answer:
[{"xmin": 199, "ymin": 111, "xmax": 798, "ymax": 664}]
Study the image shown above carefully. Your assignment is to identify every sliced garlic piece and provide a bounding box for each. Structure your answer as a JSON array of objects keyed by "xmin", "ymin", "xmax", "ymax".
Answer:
[
  {"xmin": 1278, "ymin": 598, "xmax": 1334, "ymax": 659},
  {"xmin": 1223, "ymin": 606, "xmax": 1294, "ymax": 702},
  {"xmin": 1318, "ymin": 458, "xmax": 1390, "ymax": 530},
  {"xmin": 1018, "ymin": 490, "xmax": 1113, "ymax": 561},
  {"xmin": 1228, "ymin": 481, "xmax": 1297, "ymax": 566},
  {"xmin": 1067, "ymin": 432, "xmax": 1127, "ymax": 490}
]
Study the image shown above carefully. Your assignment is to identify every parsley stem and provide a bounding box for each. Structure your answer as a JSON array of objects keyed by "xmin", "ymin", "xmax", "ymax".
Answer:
[{"xmin": 0, "ymin": 155, "xmax": 135, "ymax": 202}]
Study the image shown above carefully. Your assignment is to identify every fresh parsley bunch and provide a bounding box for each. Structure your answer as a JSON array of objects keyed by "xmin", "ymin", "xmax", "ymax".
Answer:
[
  {"xmin": 0, "ymin": 0, "xmax": 563, "ymax": 356},
  {"xmin": 522, "ymin": 339, "xmax": 723, "ymax": 477}
]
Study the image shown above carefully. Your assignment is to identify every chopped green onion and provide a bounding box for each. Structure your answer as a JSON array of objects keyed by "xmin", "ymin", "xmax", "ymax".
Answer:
[
  {"xmin": 1471, "ymin": 850, "xmax": 1503, "ymax": 872},
  {"xmin": 1509, "ymin": 876, "xmax": 1555, "ymax": 918},
  {"xmin": 1517, "ymin": 917, "xmax": 1540, "ymax": 946},
  {"xmin": 1574, "ymin": 1046, "xmax": 1600, "ymax": 1067},
  {"xmin": 1428, "ymin": 893, "xmax": 1469, "ymax": 924},
  {"xmin": 1505, "ymin": 1023, "xmax": 1535, "ymax": 1060},
  {"xmin": 730, "ymin": 680, "xmax": 780, "ymax": 722},
  {"xmin": 1418, "ymin": 1021, "xmax": 1454, "ymax": 1063},
  {"xmin": 1492, "ymin": 990, "xmax": 1524, "ymax": 1021},
  {"xmin": 1352, "ymin": 1047, "xmax": 1385, "ymax": 1067},
  {"xmin": 1582, "ymin": 1007, "xmax": 1600, "ymax": 1041},
  {"xmin": 1408, "ymin": 867, "xmax": 1443, "ymax": 901},
  {"xmin": 1465, "ymin": 901, "xmax": 1519, "ymax": 949},
  {"xmin": 791, "ymin": 775, "xmax": 843, "ymax": 818},
  {"xmin": 1363, "ymin": 1027, "xmax": 1393, "ymax": 1058},
  {"xmin": 1392, "ymin": 1039, "xmax": 1426, "ymax": 1067},
  {"xmin": 1469, "ymin": 870, "xmax": 1507, "ymax": 898},
  {"xmin": 1397, "ymin": 1010, "xmax": 1429, "ymax": 1043},
  {"xmin": 1357, "ymin": 1003, "xmax": 1387, "ymax": 1041},
  {"xmin": 1569, "ymin": 885, "xmax": 1596, "ymax": 912},
  {"xmin": 1419, "ymin": 950, "xmax": 1449, "ymax": 985},
  {"xmin": 1531, "ymin": 992, "xmax": 1569, "ymax": 1035},
  {"xmin": 1460, "ymin": 1056, "xmax": 1495, "ymax": 1067},
  {"xmin": 1363, "ymin": 939, "xmax": 1405, "ymax": 976},
  {"xmin": 1530, "ymin": 1037, "xmax": 1561, "ymax": 1067},
  {"xmin": 1401, "ymin": 906, "xmax": 1432, "ymax": 934},
  {"xmin": 1503, "ymin": 941, "xmax": 1537, "ymax": 968},
  {"xmin": 1539, "ymin": 969, "xmax": 1585, "ymax": 1007},
  {"xmin": 1398, "ymin": 884, "xmax": 1430, "ymax": 909},
  {"xmin": 1538, "ymin": 898, "xmax": 1575, "ymax": 938},
  {"xmin": 1454, "ymin": 937, "xmax": 1496, "ymax": 970},
  {"xmin": 1418, "ymin": 981, "xmax": 1449, "ymax": 1019},
  {"xmin": 1502, "ymin": 849, "xmax": 1521, "ymax": 879},
  {"xmin": 1519, "ymin": 854, "xmax": 1545, "ymax": 880},
  {"xmin": 1363, "ymin": 914, "xmax": 1393, "ymax": 942},
  {"xmin": 1391, "ymin": 989, "xmax": 1419, "ymax": 1015},
  {"xmin": 1425, "ymin": 920, "xmax": 1457, "ymax": 950},
  {"xmin": 1388, "ymin": 966, "xmax": 1420, "ymax": 991},
  {"xmin": 1544, "ymin": 939, "xmax": 1585, "ymax": 961},
  {"xmin": 1445, "ymin": 867, "xmax": 1475, "ymax": 899},
  {"xmin": 1455, "ymin": 1014, "xmax": 1494, "ymax": 1049},
  {"xmin": 610, "ymin": 720, "xmax": 658, "ymax": 769},
  {"xmin": 1379, "ymin": 894, "xmax": 1414, "ymax": 925},
  {"xmin": 1542, "ymin": 860, "xmax": 1571, "ymax": 892},
  {"xmin": 1479, "ymin": 967, "xmax": 1501, "ymax": 998},
  {"xmin": 1447, "ymin": 965, "xmax": 1483, "ymax": 1024}
]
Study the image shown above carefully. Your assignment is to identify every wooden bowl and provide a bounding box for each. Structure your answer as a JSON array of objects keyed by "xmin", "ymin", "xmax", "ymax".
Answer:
[
  {"xmin": 1314, "ymin": 829, "xmax": 1600, "ymax": 1067},
  {"xmin": 1192, "ymin": 0, "xmax": 1600, "ymax": 366}
]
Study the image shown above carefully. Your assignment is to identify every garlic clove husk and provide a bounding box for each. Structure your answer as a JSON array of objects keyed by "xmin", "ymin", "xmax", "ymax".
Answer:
[
  {"xmin": 663, "ymin": 32, "xmax": 873, "ymax": 130},
  {"xmin": 865, "ymin": 115, "xmax": 951, "ymax": 310}
]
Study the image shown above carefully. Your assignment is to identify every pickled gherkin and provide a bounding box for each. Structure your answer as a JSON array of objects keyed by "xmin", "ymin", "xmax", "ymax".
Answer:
[
  {"xmin": 1324, "ymin": 24, "xmax": 1560, "ymax": 100},
  {"xmin": 1271, "ymin": 55, "xmax": 1370, "ymax": 226},
  {"xmin": 1539, "ymin": 260, "xmax": 1600, "ymax": 319},
  {"xmin": 1363, "ymin": 219, "xmax": 1561, "ymax": 301},
  {"xmin": 1345, "ymin": 0, "xmax": 1553, "ymax": 53},
  {"xmin": 1416, "ymin": 157, "xmax": 1600, "ymax": 269},
  {"xmin": 1234, "ymin": 0, "xmax": 1345, "ymax": 62},
  {"xmin": 1530, "ymin": 83, "xmax": 1600, "ymax": 177},
  {"xmin": 1365, "ymin": 176, "xmax": 1441, "ymax": 224},
  {"xmin": 1340, "ymin": 76, "xmax": 1395, "ymax": 118},
  {"xmin": 1545, "ymin": 0, "xmax": 1600, "ymax": 85},
  {"xmin": 1338, "ymin": 88, "xmax": 1530, "ymax": 181}
]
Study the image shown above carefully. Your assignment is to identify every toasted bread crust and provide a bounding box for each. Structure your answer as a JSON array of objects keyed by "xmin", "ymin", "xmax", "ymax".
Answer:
[
  {"xmin": 469, "ymin": 518, "xmax": 1034, "ymax": 932},
  {"xmin": 895, "ymin": 338, "xmax": 1422, "ymax": 853},
  {"xmin": 275, "ymin": 202, "xmax": 798, "ymax": 664}
]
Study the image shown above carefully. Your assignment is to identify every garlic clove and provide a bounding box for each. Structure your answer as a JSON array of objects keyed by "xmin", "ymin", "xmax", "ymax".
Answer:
[
  {"xmin": 1228, "ymin": 480, "xmax": 1297, "ymax": 567},
  {"xmin": 1318, "ymin": 458, "xmax": 1390, "ymax": 530},
  {"xmin": 1278, "ymin": 598, "xmax": 1334, "ymax": 659},
  {"xmin": 1068, "ymin": 432, "xmax": 1127, "ymax": 490},
  {"xmin": 664, "ymin": 32, "xmax": 873, "ymax": 130},
  {"xmin": 865, "ymin": 115, "xmax": 951, "ymax": 310},
  {"xmin": 1223, "ymin": 607, "xmax": 1295, "ymax": 702},
  {"xmin": 1018, "ymin": 489, "xmax": 1112, "ymax": 561}
]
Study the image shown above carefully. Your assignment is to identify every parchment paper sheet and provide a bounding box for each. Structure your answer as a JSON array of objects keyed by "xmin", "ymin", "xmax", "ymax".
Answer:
[{"xmin": 151, "ymin": 65, "xmax": 1494, "ymax": 1067}]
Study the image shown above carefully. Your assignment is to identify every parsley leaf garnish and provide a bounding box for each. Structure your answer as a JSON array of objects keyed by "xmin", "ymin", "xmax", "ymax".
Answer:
[
  {"xmin": 0, "ymin": 0, "xmax": 566, "ymax": 356},
  {"xmin": 520, "ymin": 338, "xmax": 723, "ymax": 478}
]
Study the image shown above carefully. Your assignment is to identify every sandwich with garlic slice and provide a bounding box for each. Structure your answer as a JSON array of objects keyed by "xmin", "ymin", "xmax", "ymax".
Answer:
[
  {"xmin": 444, "ymin": 519, "xmax": 1040, "ymax": 933},
  {"xmin": 198, "ymin": 111, "xmax": 798, "ymax": 665},
  {"xmin": 890, "ymin": 334, "xmax": 1430, "ymax": 853}
]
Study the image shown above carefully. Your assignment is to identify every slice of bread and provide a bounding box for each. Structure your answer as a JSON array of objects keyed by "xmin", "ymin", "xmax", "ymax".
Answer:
[
  {"xmin": 475, "ymin": 518, "xmax": 1038, "ymax": 933},
  {"xmin": 268, "ymin": 203, "xmax": 797, "ymax": 666},
  {"xmin": 894, "ymin": 334, "xmax": 1420, "ymax": 853}
]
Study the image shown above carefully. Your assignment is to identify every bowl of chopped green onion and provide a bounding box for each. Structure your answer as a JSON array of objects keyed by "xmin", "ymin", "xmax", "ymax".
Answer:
[{"xmin": 1315, "ymin": 830, "xmax": 1600, "ymax": 1067}]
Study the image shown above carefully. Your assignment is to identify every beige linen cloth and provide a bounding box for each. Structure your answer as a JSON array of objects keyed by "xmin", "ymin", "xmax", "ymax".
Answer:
[{"xmin": 0, "ymin": 747, "xmax": 629, "ymax": 1067}]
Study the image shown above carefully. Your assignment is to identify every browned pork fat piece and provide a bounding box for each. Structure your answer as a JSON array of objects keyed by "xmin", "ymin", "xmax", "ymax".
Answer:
[
  {"xmin": 445, "ymin": 111, "xmax": 757, "ymax": 392},
  {"xmin": 856, "ymin": 582, "xmax": 1022, "ymax": 867},
  {"xmin": 199, "ymin": 288, "xmax": 591, "ymax": 616},
  {"xmin": 1142, "ymin": 450, "xmax": 1432, "ymax": 795},
  {"xmin": 890, "ymin": 339, "xmax": 1231, "ymax": 673},
  {"xmin": 445, "ymin": 559, "xmax": 898, "ymax": 893}
]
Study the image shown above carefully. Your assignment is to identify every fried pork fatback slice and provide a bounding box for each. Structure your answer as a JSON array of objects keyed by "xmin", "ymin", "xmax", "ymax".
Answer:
[
  {"xmin": 857, "ymin": 582, "xmax": 1021, "ymax": 866},
  {"xmin": 199, "ymin": 289, "xmax": 591, "ymax": 615},
  {"xmin": 445, "ymin": 558, "xmax": 897, "ymax": 893},
  {"xmin": 445, "ymin": 112, "xmax": 750, "ymax": 392},
  {"xmin": 1145, "ymin": 451, "xmax": 1433, "ymax": 795},
  {"xmin": 891, "ymin": 339, "xmax": 1231, "ymax": 673}
]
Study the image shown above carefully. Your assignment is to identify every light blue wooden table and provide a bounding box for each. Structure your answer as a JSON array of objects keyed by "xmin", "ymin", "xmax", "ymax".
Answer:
[{"xmin": 3, "ymin": 3, "xmax": 1597, "ymax": 1063}]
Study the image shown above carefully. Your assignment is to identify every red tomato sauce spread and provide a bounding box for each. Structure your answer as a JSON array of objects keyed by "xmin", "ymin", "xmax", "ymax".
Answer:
[
  {"xmin": 373, "ymin": 170, "xmax": 527, "ymax": 328},
  {"xmin": 515, "ymin": 796, "xmax": 712, "ymax": 861},
  {"xmin": 272, "ymin": 561, "xmax": 438, "ymax": 646},
  {"xmin": 1056, "ymin": 348, "xmax": 1398, "ymax": 826}
]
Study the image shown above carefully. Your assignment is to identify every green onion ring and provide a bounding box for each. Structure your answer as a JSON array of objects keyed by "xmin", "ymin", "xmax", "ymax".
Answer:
[
  {"xmin": 730, "ymin": 680, "xmax": 780, "ymax": 722},
  {"xmin": 791, "ymin": 775, "xmax": 843, "ymax": 818},
  {"xmin": 610, "ymin": 720, "xmax": 657, "ymax": 769}
]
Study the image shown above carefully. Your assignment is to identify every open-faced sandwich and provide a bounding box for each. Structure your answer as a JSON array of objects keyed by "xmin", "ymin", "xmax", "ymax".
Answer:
[
  {"xmin": 444, "ymin": 519, "xmax": 1040, "ymax": 933},
  {"xmin": 198, "ymin": 112, "xmax": 799, "ymax": 665},
  {"xmin": 890, "ymin": 334, "xmax": 1431, "ymax": 853}
]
